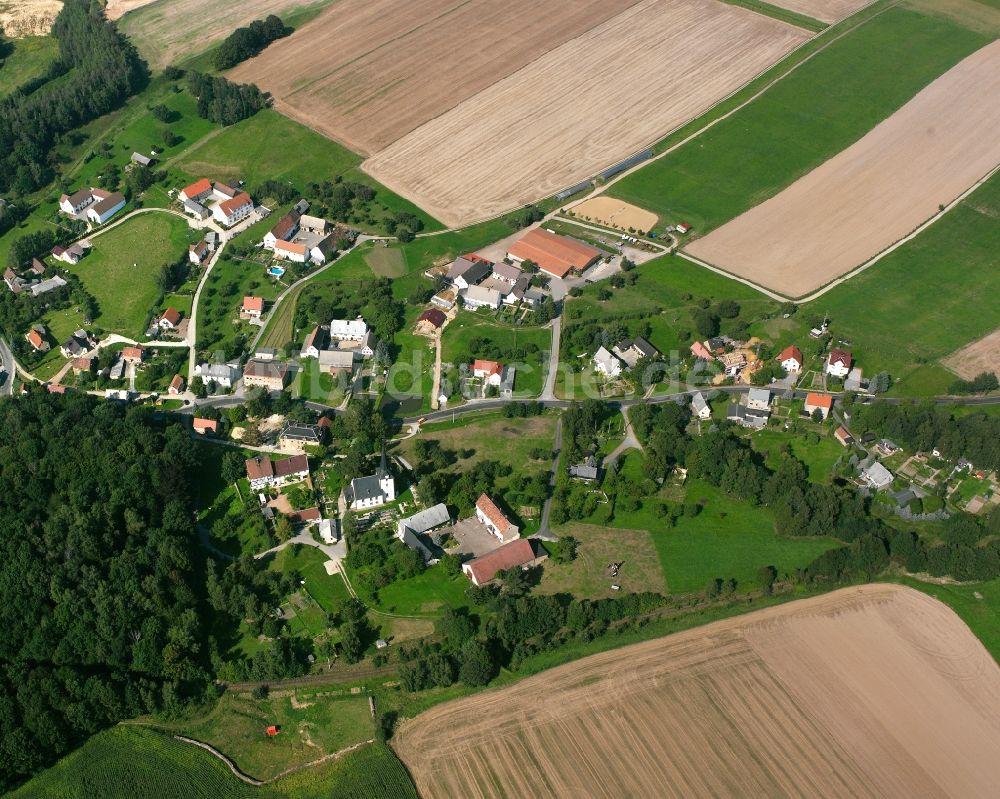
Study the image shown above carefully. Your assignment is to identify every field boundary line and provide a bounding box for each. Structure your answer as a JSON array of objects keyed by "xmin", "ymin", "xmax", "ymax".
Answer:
[{"xmin": 173, "ymin": 735, "xmax": 264, "ymax": 785}]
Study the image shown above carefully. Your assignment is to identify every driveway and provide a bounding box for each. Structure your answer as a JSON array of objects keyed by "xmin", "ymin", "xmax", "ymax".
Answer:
[{"xmin": 444, "ymin": 518, "xmax": 504, "ymax": 559}]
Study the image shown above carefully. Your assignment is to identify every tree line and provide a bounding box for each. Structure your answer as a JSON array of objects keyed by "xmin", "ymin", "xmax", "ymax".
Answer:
[
  {"xmin": 185, "ymin": 70, "xmax": 267, "ymax": 126},
  {"xmin": 213, "ymin": 15, "xmax": 290, "ymax": 71}
]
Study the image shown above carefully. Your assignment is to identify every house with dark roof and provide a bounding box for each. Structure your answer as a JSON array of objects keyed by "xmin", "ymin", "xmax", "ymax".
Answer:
[
  {"xmin": 416, "ymin": 308, "xmax": 447, "ymax": 334},
  {"xmin": 462, "ymin": 538, "xmax": 546, "ymax": 587},
  {"xmin": 345, "ymin": 452, "xmax": 396, "ymax": 510},
  {"xmin": 612, "ymin": 336, "xmax": 659, "ymax": 368},
  {"xmin": 826, "ymin": 348, "xmax": 853, "ymax": 378},
  {"xmin": 300, "ymin": 324, "xmax": 329, "ymax": 358},
  {"xmin": 264, "ymin": 210, "xmax": 301, "ymax": 249},
  {"xmin": 245, "ymin": 454, "xmax": 309, "ymax": 490},
  {"xmin": 396, "ymin": 503, "xmax": 452, "ymax": 563},
  {"xmin": 243, "ymin": 359, "xmax": 289, "ymax": 391},
  {"xmin": 569, "ymin": 456, "xmax": 600, "ymax": 481},
  {"xmin": 447, "ymin": 256, "xmax": 492, "ymax": 289},
  {"xmin": 86, "ymin": 191, "xmax": 126, "ymax": 224},
  {"xmin": 279, "ymin": 424, "xmax": 322, "ymax": 452}
]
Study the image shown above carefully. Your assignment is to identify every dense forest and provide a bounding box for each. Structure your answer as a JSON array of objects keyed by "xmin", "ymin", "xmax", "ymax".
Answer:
[
  {"xmin": 185, "ymin": 71, "xmax": 268, "ymax": 126},
  {"xmin": 0, "ymin": 0, "xmax": 147, "ymax": 194},
  {"xmin": 0, "ymin": 392, "xmax": 286, "ymax": 791},
  {"xmin": 213, "ymin": 15, "xmax": 290, "ymax": 70}
]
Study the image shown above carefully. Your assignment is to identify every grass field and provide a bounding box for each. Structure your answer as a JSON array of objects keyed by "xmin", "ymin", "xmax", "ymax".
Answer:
[
  {"xmin": 721, "ymin": 0, "xmax": 828, "ymax": 30},
  {"xmin": 440, "ymin": 315, "xmax": 550, "ymax": 397},
  {"xmin": 196, "ymin": 254, "xmax": 285, "ymax": 357},
  {"xmin": 365, "ymin": 247, "xmax": 406, "ymax": 277},
  {"xmin": 608, "ymin": 6, "xmax": 989, "ymax": 232},
  {"xmin": 173, "ymin": 110, "xmax": 440, "ymax": 233},
  {"xmin": 9, "ymin": 726, "xmax": 417, "ymax": 798},
  {"xmin": 751, "ymin": 428, "xmax": 845, "ymax": 482},
  {"xmin": 71, "ymin": 212, "xmax": 196, "ymax": 336},
  {"xmin": 0, "ymin": 35, "xmax": 58, "ymax": 95}
]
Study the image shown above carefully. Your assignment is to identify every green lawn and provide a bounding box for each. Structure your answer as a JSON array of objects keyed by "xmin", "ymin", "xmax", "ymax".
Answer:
[
  {"xmin": 173, "ymin": 109, "xmax": 440, "ymax": 232},
  {"xmin": 291, "ymin": 357, "xmax": 348, "ymax": 405},
  {"xmin": 608, "ymin": 7, "xmax": 989, "ymax": 232},
  {"xmin": 356, "ymin": 567, "xmax": 471, "ymax": 617},
  {"xmin": 70, "ymin": 212, "xmax": 197, "ymax": 337},
  {"xmin": 440, "ymin": 315, "xmax": 550, "ymax": 398},
  {"xmin": 270, "ymin": 545, "xmax": 350, "ymax": 613},
  {"xmin": 751, "ymin": 428, "xmax": 845, "ymax": 483},
  {"xmin": 0, "ymin": 35, "xmax": 59, "ymax": 96}
]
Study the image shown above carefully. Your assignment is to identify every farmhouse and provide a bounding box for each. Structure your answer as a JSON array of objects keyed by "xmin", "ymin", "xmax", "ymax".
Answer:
[
  {"xmin": 593, "ymin": 346, "xmax": 623, "ymax": 378},
  {"xmin": 59, "ymin": 187, "xmax": 104, "ymax": 215},
  {"xmin": 179, "ymin": 178, "xmax": 213, "ymax": 203},
  {"xmin": 318, "ymin": 349, "xmax": 356, "ymax": 375},
  {"xmin": 168, "ymin": 374, "xmax": 185, "ymax": 395},
  {"xmin": 461, "ymin": 285, "xmax": 501, "ymax": 310},
  {"xmin": 779, "ymin": 344, "xmax": 803, "ymax": 373},
  {"xmin": 727, "ymin": 403, "xmax": 769, "ymax": 430},
  {"xmin": 613, "ymin": 337, "xmax": 658, "ymax": 368},
  {"xmin": 475, "ymin": 494, "xmax": 519, "ymax": 543},
  {"xmin": 416, "ymin": 308, "xmax": 447, "ymax": 334},
  {"xmin": 213, "ymin": 183, "xmax": 240, "ymax": 200},
  {"xmin": 861, "ymin": 461, "xmax": 894, "ymax": 490},
  {"xmin": 241, "ymin": 296, "xmax": 264, "ymax": 320},
  {"xmin": 462, "ymin": 538, "xmax": 545, "ymax": 587},
  {"xmin": 86, "ymin": 192, "xmax": 126, "ymax": 224},
  {"xmin": 195, "ymin": 362, "xmax": 239, "ymax": 388},
  {"xmin": 345, "ymin": 452, "xmax": 396, "ymax": 510},
  {"xmin": 397, "ymin": 503, "xmax": 451, "ymax": 561},
  {"xmin": 490, "ymin": 262, "xmax": 522, "ymax": 286},
  {"xmin": 300, "ymin": 214, "xmax": 328, "ymax": 234},
  {"xmin": 213, "ymin": 192, "xmax": 253, "ymax": 227},
  {"xmin": 804, "ymin": 392, "xmax": 833, "ymax": 419},
  {"xmin": 243, "ymin": 359, "xmax": 289, "ymax": 391},
  {"xmin": 245, "ymin": 453, "xmax": 310, "ymax": 490},
  {"xmin": 263, "ymin": 211, "xmax": 301, "ymax": 249},
  {"xmin": 52, "ymin": 244, "xmax": 84, "ymax": 265},
  {"xmin": 310, "ymin": 234, "xmax": 340, "ymax": 264},
  {"xmin": 826, "ymin": 348, "xmax": 853, "ymax": 378},
  {"xmin": 158, "ymin": 307, "xmax": 182, "ymax": 330},
  {"xmin": 192, "ymin": 417, "xmax": 219, "ymax": 435},
  {"xmin": 473, "ymin": 359, "xmax": 503, "ymax": 386},
  {"xmin": 274, "ymin": 239, "xmax": 308, "ymax": 263},
  {"xmin": 300, "ymin": 325, "xmax": 329, "ymax": 358},
  {"xmin": 506, "ymin": 228, "xmax": 602, "ymax": 279},
  {"xmin": 330, "ymin": 317, "xmax": 368, "ymax": 342},
  {"xmin": 25, "ymin": 327, "xmax": 49, "ymax": 352},
  {"xmin": 691, "ymin": 391, "xmax": 711, "ymax": 420}
]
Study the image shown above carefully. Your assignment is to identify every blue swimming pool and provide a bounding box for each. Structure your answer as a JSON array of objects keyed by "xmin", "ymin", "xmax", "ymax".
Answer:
[{"xmin": 267, "ymin": 266, "xmax": 286, "ymax": 277}]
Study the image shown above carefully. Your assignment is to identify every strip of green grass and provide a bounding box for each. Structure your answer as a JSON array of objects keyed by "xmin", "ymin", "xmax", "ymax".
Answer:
[
  {"xmin": 722, "ymin": 0, "xmax": 827, "ymax": 31},
  {"xmin": 0, "ymin": 35, "xmax": 60, "ymax": 96},
  {"xmin": 608, "ymin": 7, "xmax": 989, "ymax": 232}
]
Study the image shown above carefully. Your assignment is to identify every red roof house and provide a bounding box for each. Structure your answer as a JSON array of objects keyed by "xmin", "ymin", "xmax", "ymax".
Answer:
[
  {"xmin": 242, "ymin": 296, "xmax": 264, "ymax": 316},
  {"xmin": 462, "ymin": 538, "xmax": 546, "ymax": 586},
  {"xmin": 168, "ymin": 374, "xmax": 185, "ymax": 394},
  {"xmin": 778, "ymin": 344, "xmax": 803, "ymax": 372},
  {"xmin": 826, "ymin": 348, "xmax": 852, "ymax": 377},
  {"xmin": 192, "ymin": 417, "xmax": 219, "ymax": 435},
  {"xmin": 159, "ymin": 307, "xmax": 182, "ymax": 329},
  {"xmin": 804, "ymin": 392, "xmax": 833, "ymax": 419},
  {"xmin": 472, "ymin": 359, "xmax": 502, "ymax": 380},
  {"xmin": 180, "ymin": 178, "xmax": 213, "ymax": 203},
  {"xmin": 475, "ymin": 493, "xmax": 519, "ymax": 542}
]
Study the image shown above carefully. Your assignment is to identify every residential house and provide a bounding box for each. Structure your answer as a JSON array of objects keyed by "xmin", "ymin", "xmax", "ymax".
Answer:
[
  {"xmin": 255, "ymin": 347, "xmax": 277, "ymax": 361},
  {"xmin": 461, "ymin": 285, "xmax": 501, "ymax": 310},
  {"xmin": 416, "ymin": 308, "xmax": 447, "ymax": 335},
  {"xmin": 779, "ymin": 344, "xmax": 803, "ymax": 373},
  {"xmin": 158, "ymin": 308, "xmax": 182, "ymax": 330},
  {"xmin": 30, "ymin": 275, "xmax": 68, "ymax": 297},
  {"xmin": 168, "ymin": 374, "xmax": 185, "ymax": 395},
  {"xmin": 279, "ymin": 424, "xmax": 322, "ymax": 451},
  {"xmin": 569, "ymin": 456, "xmax": 600, "ymax": 481},
  {"xmin": 189, "ymin": 239, "xmax": 213, "ymax": 265},
  {"xmin": 462, "ymin": 538, "xmax": 546, "ymax": 587},
  {"xmin": 273, "ymin": 239, "xmax": 308, "ymax": 263},
  {"xmin": 804, "ymin": 392, "xmax": 833, "ymax": 419},
  {"xmin": 499, "ymin": 366, "xmax": 516, "ymax": 399},
  {"xmin": 475, "ymin": 494, "xmax": 519, "ymax": 543},
  {"xmin": 691, "ymin": 391, "xmax": 711, "ymax": 420},
  {"xmin": 300, "ymin": 325, "xmax": 329, "ymax": 358},
  {"xmin": 59, "ymin": 187, "xmax": 103, "ymax": 215},
  {"xmin": 747, "ymin": 388, "xmax": 771, "ymax": 411},
  {"xmin": 263, "ymin": 210, "xmax": 301, "ymax": 249},
  {"xmin": 834, "ymin": 426, "xmax": 854, "ymax": 447},
  {"xmin": 213, "ymin": 192, "xmax": 253, "ymax": 227},
  {"xmin": 213, "ymin": 182, "xmax": 239, "ymax": 200},
  {"xmin": 861, "ymin": 461, "xmax": 894, "ymax": 490},
  {"xmin": 192, "ymin": 417, "xmax": 219, "ymax": 435},
  {"xmin": 502, "ymin": 274, "xmax": 531, "ymax": 306},
  {"xmin": 318, "ymin": 518, "xmax": 339, "ymax": 544},
  {"xmin": 179, "ymin": 178, "xmax": 213, "ymax": 203},
  {"xmin": 243, "ymin": 359, "xmax": 289, "ymax": 391},
  {"xmin": 109, "ymin": 357, "xmax": 126, "ymax": 380},
  {"xmin": 30, "ymin": 259, "xmax": 46, "ymax": 275},
  {"xmin": 330, "ymin": 317, "xmax": 368, "ymax": 342},
  {"xmin": 473, "ymin": 359, "xmax": 504, "ymax": 386},
  {"xmin": 345, "ymin": 452, "xmax": 396, "ymax": 510},
  {"xmin": 70, "ymin": 356, "xmax": 92, "ymax": 375},
  {"xmin": 447, "ymin": 256, "xmax": 491, "ymax": 289},
  {"xmin": 59, "ymin": 330, "xmax": 93, "ymax": 359},
  {"xmin": 195, "ymin": 362, "xmax": 239, "ymax": 388},
  {"xmin": 86, "ymin": 192, "xmax": 126, "ymax": 224},
  {"xmin": 826, "ymin": 348, "xmax": 853, "ymax": 378},
  {"xmin": 25, "ymin": 327, "xmax": 49, "ymax": 352},
  {"xmin": 719, "ymin": 350, "xmax": 747, "ymax": 377},
  {"xmin": 318, "ymin": 349, "xmax": 355, "ymax": 375},
  {"xmin": 727, "ymin": 403, "xmax": 769, "ymax": 430},
  {"xmin": 523, "ymin": 287, "xmax": 547, "ymax": 308},
  {"xmin": 4, "ymin": 268, "xmax": 24, "ymax": 294},
  {"xmin": 52, "ymin": 244, "xmax": 84, "ymax": 265},
  {"xmin": 490, "ymin": 262, "xmax": 522, "ymax": 286},
  {"xmin": 245, "ymin": 454, "xmax": 309, "ymax": 490},
  {"xmin": 121, "ymin": 346, "xmax": 145, "ymax": 364},
  {"xmin": 183, "ymin": 199, "xmax": 210, "ymax": 220},
  {"xmin": 357, "ymin": 330, "xmax": 376, "ymax": 359},
  {"xmin": 612, "ymin": 337, "xmax": 659, "ymax": 369},
  {"xmin": 241, "ymin": 296, "xmax": 264, "ymax": 320},
  {"xmin": 593, "ymin": 346, "xmax": 623, "ymax": 378},
  {"xmin": 506, "ymin": 228, "xmax": 601, "ymax": 279},
  {"xmin": 690, "ymin": 341, "xmax": 714, "ymax": 361}
]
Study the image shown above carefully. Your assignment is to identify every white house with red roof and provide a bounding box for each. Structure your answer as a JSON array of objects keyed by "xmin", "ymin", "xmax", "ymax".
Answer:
[
  {"xmin": 213, "ymin": 192, "xmax": 253, "ymax": 227},
  {"xmin": 168, "ymin": 374, "xmax": 185, "ymax": 395},
  {"xmin": 825, "ymin": 348, "xmax": 853, "ymax": 378},
  {"xmin": 158, "ymin": 307, "xmax": 182, "ymax": 330},
  {"xmin": 273, "ymin": 239, "xmax": 308, "ymax": 263},
  {"xmin": 778, "ymin": 344, "xmax": 803, "ymax": 373},
  {"xmin": 242, "ymin": 296, "xmax": 264, "ymax": 320},
  {"xmin": 475, "ymin": 494, "xmax": 519, "ymax": 543},
  {"xmin": 192, "ymin": 417, "xmax": 219, "ymax": 435},
  {"xmin": 245, "ymin": 454, "xmax": 309, "ymax": 490},
  {"xmin": 472, "ymin": 359, "xmax": 503, "ymax": 386},
  {"xmin": 804, "ymin": 392, "xmax": 833, "ymax": 419},
  {"xmin": 179, "ymin": 178, "xmax": 213, "ymax": 203}
]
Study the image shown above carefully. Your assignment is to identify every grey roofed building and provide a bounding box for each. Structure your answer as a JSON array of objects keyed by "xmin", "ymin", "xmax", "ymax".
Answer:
[
  {"xmin": 294, "ymin": 199, "xmax": 310, "ymax": 215},
  {"xmin": 569, "ymin": 455, "xmax": 600, "ymax": 481},
  {"xmin": 399, "ymin": 503, "xmax": 451, "ymax": 536},
  {"xmin": 447, "ymin": 257, "xmax": 492, "ymax": 285},
  {"xmin": 398, "ymin": 526, "xmax": 435, "ymax": 563},
  {"xmin": 523, "ymin": 287, "xmax": 547, "ymax": 307},
  {"xmin": 318, "ymin": 349, "xmax": 356, "ymax": 370},
  {"xmin": 280, "ymin": 424, "xmax": 321, "ymax": 444},
  {"xmin": 691, "ymin": 391, "xmax": 710, "ymax": 418},
  {"xmin": 109, "ymin": 357, "xmax": 126, "ymax": 380},
  {"xmin": 30, "ymin": 275, "xmax": 67, "ymax": 297},
  {"xmin": 131, "ymin": 152, "xmax": 154, "ymax": 167},
  {"xmin": 255, "ymin": 347, "xmax": 278, "ymax": 360},
  {"xmin": 490, "ymin": 262, "xmax": 522, "ymax": 282},
  {"xmin": 844, "ymin": 367, "xmax": 864, "ymax": 392},
  {"xmin": 183, "ymin": 199, "xmax": 210, "ymax": 219},
  {"xmin": 727, "ymin": 403, "xmax": 768, "ymax": 430},
  {"xmin": 747, "ymin": 387, "xmax": 771, "ymax": 410},
  {"xmin": 345, "ymin": 474, "xmax": 384, "ymax": 505},
  {"xmin": 861, "ymin": 461, "xmax": 894, "ymax": 489}
]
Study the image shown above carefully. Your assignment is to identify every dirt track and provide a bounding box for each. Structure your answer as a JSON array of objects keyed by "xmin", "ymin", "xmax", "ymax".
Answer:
[
  {"xmin": 571, "ymin": 198, "xmax": 658, "ymax": 232},
  {"xmin": 763, "ymin": 0, "xmax": 871, "ymax": 23},
  {"xmin": 229, "ymin": 0, "xmax": 642, "ymax": 156},
  {"xmin": 943, "ymin": 327, "xmax": 1000, "ymax": 379},
  {"xmin": 393, "ymin": 584, "xmax": 1000, "ymax": 799},
  {"xmin": 686, "ymin": 40, "xmax": 1000, "ymax": 298},
  {"xmin": 364, "ymin": 0, "xmax": 808, "ymax": 227}
]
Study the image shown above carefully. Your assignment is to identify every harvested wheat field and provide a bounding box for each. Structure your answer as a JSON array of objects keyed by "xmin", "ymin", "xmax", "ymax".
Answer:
[
  {"xmin": 0, "ymin": 0, "xmax": 61, "ymax": 36},
  {"xmin": 686, "ymin": 41, "xmax": 1000, "ymax": 299},
  {"xmin": 103, "ymin": 0, "xmax": 158, "ymax": 21},
  {"xmin": 571, "ymin": 198, "xmax": 658, "ymax": 232},
  {"xmin": 394, "ymin": 585, "xmax": 1000, "ymax": 799},
  {"xmin": 762, "ymin": 0, "xmax": 871, "ymax": 24},
  {"xmin": 230, "ymin": 0, "xmax": 642, "ymax": 156},
  {"xmin": 119, "ymin": 0, "xmax": 331, "ymax": 70},
  {"xmin": 363, "ymin": 0, "xmax": 809, "ymax": 228},
  {"xmin": 944, "ymin": 327, "xmax": 1000, "ymax": 380}
]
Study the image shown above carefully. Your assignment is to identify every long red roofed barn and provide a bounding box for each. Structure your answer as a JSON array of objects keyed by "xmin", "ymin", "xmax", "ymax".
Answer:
[
  {"xmin": 462, "ymin": 538, "xmax": 547, "ymax": 586},
  {"xmin": 506, "ymin": 228, "xmax": 601, "ymax": 279}
]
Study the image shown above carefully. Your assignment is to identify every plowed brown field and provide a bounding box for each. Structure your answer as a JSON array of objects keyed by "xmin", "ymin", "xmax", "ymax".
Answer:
[
  {"xmin": 393, "ymin": 585, "xmax": 1000, "ymax": 799},
  {"xmin": 229, "ymin": 0, "xmax": 644, "ymax": 156},
  {"xmin": 364, "ymin": 0, "xmax": 808, "ymax": 227},
  {"xmin": 943, "ymin": 327, "xmax": 1000, "ymax": 379},
  {"xmin": 685, "ymin": 40, "xmax": 1000, "ymax": 298},
  {"xmin": 763, "ymin": 0, "xmax": 872, "ymax": 23}
]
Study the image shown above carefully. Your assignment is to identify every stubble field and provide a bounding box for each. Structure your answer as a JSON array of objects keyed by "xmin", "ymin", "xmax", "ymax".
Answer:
[
  {"xmin": 685, "ymin": 40, "xmax": 1000, "ymax": 298},
  {"xmin": 763, "ymin": 0, "xmax": 872, "ymax": 24},
  {"xmin": 364, "ymin": 0, "xmax": 809, "ymax": 227},
  {"xmin": 229, "ymin": 0, "xmax": 643, "ymax": 156},
  {"xmin": 393, "ymin": 584, "xmax": 1000, "ymax": 799},
  {"xmin": 943, "ymin": 327, "xmax": 1000, "ymax": 380}
]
